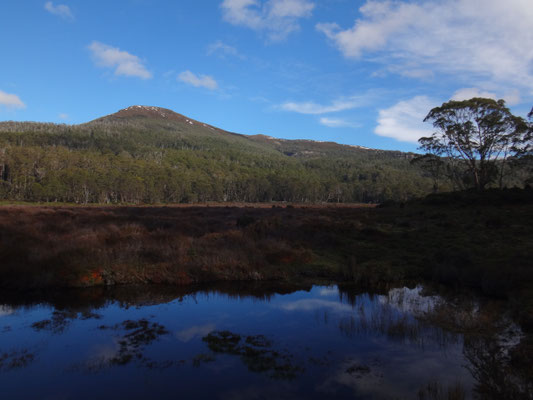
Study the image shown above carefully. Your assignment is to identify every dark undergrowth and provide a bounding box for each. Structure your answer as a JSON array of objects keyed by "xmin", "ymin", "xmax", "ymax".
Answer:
[{"xmin": 1, "ymin": 188, "xmax": 532, "ymax": 328}]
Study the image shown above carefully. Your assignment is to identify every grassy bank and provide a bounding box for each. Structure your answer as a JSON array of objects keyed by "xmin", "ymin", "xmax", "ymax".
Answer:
[{"xmin": 1, "ymin": 189, "xmax": 532, "ymax": 324}]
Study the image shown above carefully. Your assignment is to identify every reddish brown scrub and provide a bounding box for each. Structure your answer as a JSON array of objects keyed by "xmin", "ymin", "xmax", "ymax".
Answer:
[{"xmin": 0, "ymin": 203, "xmax": 372, "ymax": 288}]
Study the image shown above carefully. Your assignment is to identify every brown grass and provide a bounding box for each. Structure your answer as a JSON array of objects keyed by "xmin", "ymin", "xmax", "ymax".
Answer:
[
  {"xmin": 0, "ymin": 204, "xmax": 370, "ymax": 288},
  {"xmin": 1, "ymin": 190, "xmax": 532, "ymax": 334}
]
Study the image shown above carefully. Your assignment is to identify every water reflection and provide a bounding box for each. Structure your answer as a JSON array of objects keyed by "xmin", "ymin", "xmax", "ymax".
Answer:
[
  {"xmin": 0, "ymin": 305, "xmax": 14, "ymax": 317},
  {"xmin": 98, "ymin": 319, "xmax": 170, "ymax": 366},
  {"xmin": 0, "ymin": 349, "xmax": 35, "ymax": 372},
  {"xmin": 0, "ymin": 283, "xmax": 530, "ymax": 399},
  {"xmin": 465, "ymin": 336, "xmax": 533, "ymax": 400},
  {"xmin": 417, "ymin": 381, "xmax": 467, "ymax": 400},
  {"xmin": 203, "ymin": 331, "xmax": 303, "ymax": 380},
  {"xmin": 176, "ymin": 323, "xmax": 216, "ymax": 342},
  {"xmin": 32, "ymin": 310, "xmax": 102, "ymax": 334}
]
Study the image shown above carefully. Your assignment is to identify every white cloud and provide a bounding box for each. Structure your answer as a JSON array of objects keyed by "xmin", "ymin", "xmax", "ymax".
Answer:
[
  {"xmin": 375, "ymin": 96, "xmax": 435, "ymax": 143},
  {"xmin": 319, "ymin": 117, "xmax": 359, "ymax": 128},
  {"xmin": 0, "ymin": 90, "xmax": 26, "ymax": 109},
  {"xmin": 451, "ymin": 87, "xmax": 522, "ymax": 105},
  {"xmin": 221, "ymin": 0, "xmax": 315, "ymax": 40},
  {"xmin": 207, "ymin": 40, "xmax": 245, "ymax": 59},
  {"xmin": 88, "ymin": 41, "xmax": 152, "ymax": 80},
  {"xmin": 317, "ymin": 0, "xmax": 533, "ymax": 91},
  {"xmin": 501, "ymin": 90, "xmax": 522, "ymax": 106},
  {"xmin": 451, "ymin": 88, "xmax": 498, "ymax": 102},
  {"xmin": 268, "ymin": 0, "xmax": 314, "ymax": 17},
  {"xmin": 178, "ymin": 70, "xmax": 218, "ymax": 90},
  {"xmin": 44, "ymin": 2, "xmax": 74, "ymax": 20},
  {"xmin": 281, "ymin": 96, "xmax": 365, "ymax": 115},
  {"xmin": 58, "ymin": 113, "xmax": 69, "ymax": 120}
]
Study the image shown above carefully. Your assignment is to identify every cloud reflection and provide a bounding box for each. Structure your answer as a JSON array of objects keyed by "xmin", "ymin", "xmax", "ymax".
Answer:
[
  {"xmin": 176, "ymin": 323, "xmax": 216, "ymax": 342},
  {"xmin": 318, "ymin": 287, "xmax": 339, "ymax": 297},
  {"xmin": 279, "ymin": 299, "xmax": 352, "ymax": 313},
  {"xmin": 0, "ymin": 305, "xmax": 14, "ymax": 317}
]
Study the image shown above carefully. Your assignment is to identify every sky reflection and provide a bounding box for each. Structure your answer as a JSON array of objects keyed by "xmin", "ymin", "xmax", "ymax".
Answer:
[{"xmin": 0, "ymin": 283, "xmax": 523, "ymax": 399}]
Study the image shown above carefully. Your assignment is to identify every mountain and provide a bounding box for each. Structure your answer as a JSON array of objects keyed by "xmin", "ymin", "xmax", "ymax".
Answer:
[
  {"xmin": 85, "ymin": 105, "xmax": 412, "ymax": 159},
  {"xmin": 87, "ymin": 105, "xmax": 231, "ymax": 134},
  {"xmin": 0, "ymin": 106, "xmax": 434, "ymax": 204}
]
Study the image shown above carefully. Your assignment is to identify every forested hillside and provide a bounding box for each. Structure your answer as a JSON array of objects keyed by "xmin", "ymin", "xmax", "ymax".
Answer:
[{"xmin": 0, "ymin": 105, "xmax": 435, "ymax": 204}]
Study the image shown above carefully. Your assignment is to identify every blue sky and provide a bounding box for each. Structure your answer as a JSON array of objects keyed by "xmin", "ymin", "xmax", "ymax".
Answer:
[{"xmin": 1, "ymin": 0, "xmax": 532, "ymax": 152}]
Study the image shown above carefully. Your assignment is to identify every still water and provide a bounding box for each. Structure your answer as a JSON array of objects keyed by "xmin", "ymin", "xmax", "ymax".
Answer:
[{"xmin": 0, "ymin": 283, "xmax": 525, "ymax": 399}]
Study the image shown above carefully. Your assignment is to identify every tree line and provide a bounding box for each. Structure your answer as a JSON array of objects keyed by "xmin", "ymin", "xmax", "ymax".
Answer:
[
  {"xmin": 0, "ymin": 120, "xmax": 433, "ymax": 204},
  {"xmin": 1, "ymin": 98, "xmax": 530, "ymax": 205}
]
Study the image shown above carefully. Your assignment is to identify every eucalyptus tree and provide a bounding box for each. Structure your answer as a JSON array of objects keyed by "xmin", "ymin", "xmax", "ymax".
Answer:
[
  {"xmin": 420, "ymin": 98, "xmax": 528, "ymax": 190},
  {"xmin": 511, "ymin": 107, "xmax": 533, "ymax": 184}
]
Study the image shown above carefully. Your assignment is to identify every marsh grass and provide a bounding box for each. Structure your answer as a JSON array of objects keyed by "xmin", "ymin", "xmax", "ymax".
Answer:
[{"xmin": 0, "ymin": 189, "xmax": 532, "ymax": 328}]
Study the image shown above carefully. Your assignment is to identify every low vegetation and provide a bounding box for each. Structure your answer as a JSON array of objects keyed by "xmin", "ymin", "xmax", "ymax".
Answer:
[{"xmin": 1, "ymin": 189, "xmax": 531, "ymax": 325}]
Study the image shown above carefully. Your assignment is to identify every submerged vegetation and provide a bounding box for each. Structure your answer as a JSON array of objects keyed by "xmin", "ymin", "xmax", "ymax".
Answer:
[{"xmin": 203, "ymin": 330, "xmax": 302, "ymax": 379}]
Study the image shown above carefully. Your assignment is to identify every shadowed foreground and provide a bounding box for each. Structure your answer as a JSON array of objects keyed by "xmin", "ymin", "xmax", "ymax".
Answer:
[{"xmin": 1, "ymin": 190, "xmax": 532, "ymax": 326}]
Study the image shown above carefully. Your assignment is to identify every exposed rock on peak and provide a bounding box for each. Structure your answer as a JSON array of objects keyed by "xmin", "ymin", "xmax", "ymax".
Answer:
[
  {"xmin": 88, "ymin": 106, "xmax": 208, "ymax": 127},
  {"xmin": 99, "ymin": 105, "xmax": 197, "ymax": 124}
]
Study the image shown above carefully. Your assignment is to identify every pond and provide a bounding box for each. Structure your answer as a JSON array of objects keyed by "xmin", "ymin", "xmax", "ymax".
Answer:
[{"xmin": 0, "ymin": 283, "xmax": 528, "ymax": 399}]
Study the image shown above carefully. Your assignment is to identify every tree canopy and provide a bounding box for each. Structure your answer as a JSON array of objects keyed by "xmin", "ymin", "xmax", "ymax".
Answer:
[
  {"xmin": 420, "ymin": 98, "xmax": 528, "ymax": 190},
  {"xmin": 0, "ymin": 118, "xmax": 434, "ymax": 204}
]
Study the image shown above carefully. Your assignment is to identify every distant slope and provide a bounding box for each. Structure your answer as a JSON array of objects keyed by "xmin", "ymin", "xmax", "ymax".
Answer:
[
  {"xmin": 0, "ymin": 106, "xmax": 434, "ymax": 204},
  {"xmin": 86, "ymin": 105, "xmax": 241, "ymax": 137}
]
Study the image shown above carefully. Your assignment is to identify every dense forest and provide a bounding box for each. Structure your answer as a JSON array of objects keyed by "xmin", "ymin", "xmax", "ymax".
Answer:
[{"xmin": 0, "ymin": 104, "xmax": 528, "ymax": 204}]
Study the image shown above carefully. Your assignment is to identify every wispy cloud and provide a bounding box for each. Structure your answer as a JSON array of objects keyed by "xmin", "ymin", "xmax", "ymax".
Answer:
[
  {"xmin": 178, "ymin": 71, "xmax": 218, "ymax": 90},
  {"xmin": 451, "ymin": 88, "xmax": 498, "ymax": 102},
  {"xmin": 317, "ymin": 0, "xmax": 533, "ymax": 91},
  {"xmin": 281, "ymin": 95, "xmax": 367, "ymax": 115},
  {"xmin": 44, "ymin": 1, "xmax": 74, "ymax": 20},
  {"xmin": 375, "ymin": 96, "xmax": 435, "ymax": 143},
  {"xmin": 88, "ymin": 41, "xmax": 152, "ymax": 79},
  {"xmin": 221, "ymin": 0, "xmax": 315, "ymax": 41},
  {"xmin": 207, "ymin": 40, "xmax": 245, "ymax": 59},
  {"xmin": 0, "ymin": 90, "xmax": 26, "ymax": 109},
  {"xmin": 451, "ymin": 87, "xmax": 521, "ymax": 106},
  {"xmin": 58, "ymin": 113, "xmax": 69, "ymax": 120},
  {"xmin": 319, "ymin": 117, "xmax": 360, "ymax": 128}
]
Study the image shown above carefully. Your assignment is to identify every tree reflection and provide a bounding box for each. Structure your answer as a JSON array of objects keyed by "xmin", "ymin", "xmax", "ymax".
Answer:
[
  {"xmin": 338, "ymin": 285, "xmax": 532, "ymax": 399},
  {"xmin": 334, "ymin": 288, "xmax": 459, "ymax": 348},
  {"xmin": 413, "ymin": 291, "xmax": 533, "ymax": 399},
  {"xmin": 464, "ymin": 335, "xmax": 533, "ymax": 400},
  {"xmin": 417, "ymin": 381, "xmax": 466, "ymax": 400}
]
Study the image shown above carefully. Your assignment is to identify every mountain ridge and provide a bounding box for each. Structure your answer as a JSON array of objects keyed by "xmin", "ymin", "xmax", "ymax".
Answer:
[
  {"xmin": 87, "ymin": 105, "xmax": 227, "ymax": 133},
  {"xmin": 87, "ymin": 105, "xmax": 379, "ymax": 153},
  {"xmin": 0, "ymin": 105, "xmax": 398, "ymax": 157},
  {"xmin": 0, "ymin": 104, "xmax": 433, "ymax": 204}
]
